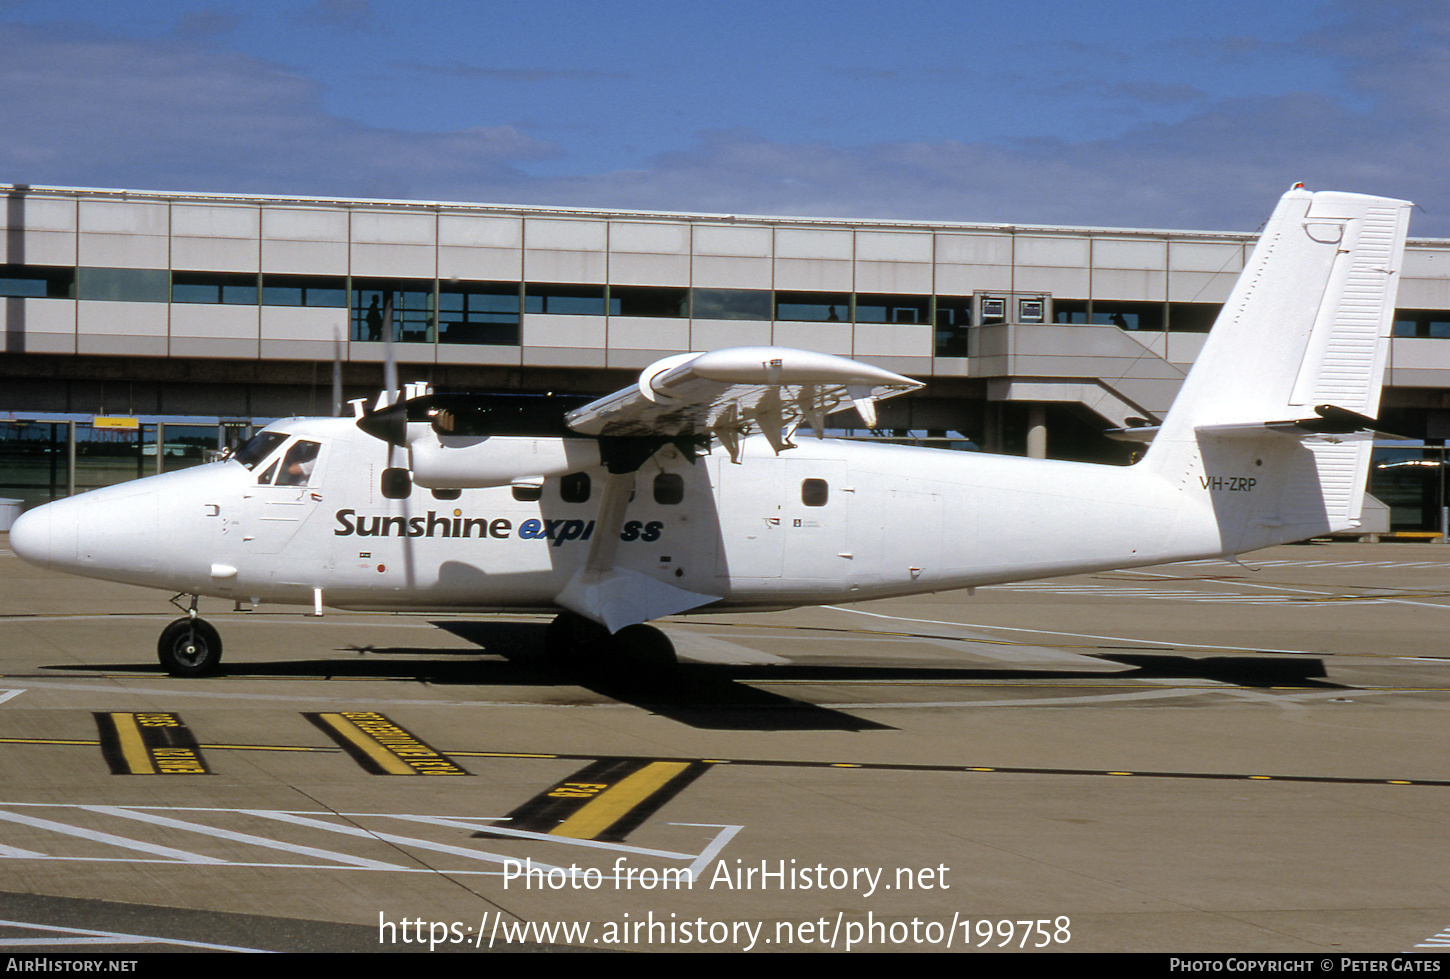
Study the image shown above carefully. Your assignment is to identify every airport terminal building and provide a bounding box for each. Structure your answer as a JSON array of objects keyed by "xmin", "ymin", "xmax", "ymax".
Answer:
[{"xmin": 3, "ymin": 183, "xmax": 1450, "ymax": 528}]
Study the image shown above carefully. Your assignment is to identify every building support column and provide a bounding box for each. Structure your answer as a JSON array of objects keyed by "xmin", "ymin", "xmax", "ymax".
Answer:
[{"xmin": 1026, "ymin": 404, "xmax": 1048, "ymax": 459}]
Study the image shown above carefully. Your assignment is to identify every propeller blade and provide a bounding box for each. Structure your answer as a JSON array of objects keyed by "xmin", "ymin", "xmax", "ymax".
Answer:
[
  {"xmin": 382, "ymin": 293, "xmax": 397, "ymax": 400},
  {"xmin": 331, "ymin": 327, "xmax": 343, "ymax": 417}
]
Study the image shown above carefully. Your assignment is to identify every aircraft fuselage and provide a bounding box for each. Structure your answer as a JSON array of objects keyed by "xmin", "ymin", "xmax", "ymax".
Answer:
[{"xmin": 11, "ymin": 417, "xmax": 1220, "ymax": 617}]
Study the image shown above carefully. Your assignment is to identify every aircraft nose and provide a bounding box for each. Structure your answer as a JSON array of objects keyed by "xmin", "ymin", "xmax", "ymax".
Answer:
[
  {"xmin": 8, "ymin": 485, "xmax": 159, "ymax": 577},
  {"xmin": 8, "ymin": 504, "xmax": 53, "ymax": 567}
]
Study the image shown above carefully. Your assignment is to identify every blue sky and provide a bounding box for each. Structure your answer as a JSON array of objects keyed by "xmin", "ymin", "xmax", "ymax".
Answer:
[{"xmin": 2, "ymin": 0, "xmax": 1447, "ymax": 235}]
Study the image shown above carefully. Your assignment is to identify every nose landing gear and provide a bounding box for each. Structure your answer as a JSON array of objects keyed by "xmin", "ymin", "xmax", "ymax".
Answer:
[{"xmin": 158, "ymin": 594, "xmax": 222, "ymax": 677}]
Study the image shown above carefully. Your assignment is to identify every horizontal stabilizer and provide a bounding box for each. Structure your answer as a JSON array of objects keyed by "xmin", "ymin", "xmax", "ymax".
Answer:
[
  {"xmin": 565, "ymin": 347, "xmax": 921, "ymax": 459},
  {"xmin": 1110, "ymin": 405, "xmax": 1408, "ymax": 445}
]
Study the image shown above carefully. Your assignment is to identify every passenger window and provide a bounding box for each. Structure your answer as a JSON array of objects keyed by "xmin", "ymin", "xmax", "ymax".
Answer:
[
  {"xmin": 560, "ymin": 472, "xmax": 591, "ymax": 503},
  {"xmin": 802, "ymin": 478, "xmax": 829, "ymax": 506},
  {"xmin": 654, "ymin": 472, "xmax": 684, "ymax": 505},
  {"xmin": 512, "ymin": 483, "xmax": 543, "ymax": 502}
]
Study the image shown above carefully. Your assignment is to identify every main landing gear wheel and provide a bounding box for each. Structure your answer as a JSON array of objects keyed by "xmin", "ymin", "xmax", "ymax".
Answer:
[
  {"xmin": 543, "ymin": 614, "xmax": 678, "ymax": 671},
  {"xmin": 611, "ymin": 623, "xmax": 677, "ymax": 670},
  {"xmin": 157, "ymin": 617, "xmax": 222, "ymax": 677}
]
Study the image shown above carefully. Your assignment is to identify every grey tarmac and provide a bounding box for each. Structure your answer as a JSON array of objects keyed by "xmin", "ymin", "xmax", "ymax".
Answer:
[{"xmin": 2, "ymin": 534, "xmax": 1449, "ymax": 953}]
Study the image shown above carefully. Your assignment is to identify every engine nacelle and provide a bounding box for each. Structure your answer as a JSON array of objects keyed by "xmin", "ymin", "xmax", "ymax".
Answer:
[{"xmin": 407, "ymin": 431, "xmax": 602, "ymax": 489}]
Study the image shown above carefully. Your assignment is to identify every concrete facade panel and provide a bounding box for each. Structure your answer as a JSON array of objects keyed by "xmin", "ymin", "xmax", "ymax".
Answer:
[
  {"xmin": 930, "ymin": 355, "xmax": 970, "ymax": 377},
  {"xmin": 437, "ymin": 342, "xmax": 521, "ymax": 366},
  {"xmin": 170, "ymin": 304, "xmax": 259, "ymax": 342},
  {"xmin": 170, "ymin": 205, "xmax": 258, "ymax": 239},
  {"xmin": 1164, "ymin": 332, "xmax": 1209, "ymax": 365},
  {"xmin": 260, "ymin": 305, "xmax": 346, "ymax": 344},
  {"xmin": 350, "ymin": 241, "xmax": 436, "ymax": 279},
  {"xmin": 1013, "ymin": 236, "xmax": 1090, "ymax": 267},
  {"xmin": 523, "ymin": 249, "xmax": 606, "ymax": 283},
  {"xmin": 523, "ymin": 344, "xmax": 606, "ymax": 367},
  {"xmin": 854, "ymin": 261, "xmax": 932, "ymax": 294},
  {"xmin": 776, "ymin": 228, "xmax": 853, "ymax": 260},
  {"xmin": 853, "ymin": 323, "xmax": 932, "ymax": 359},
  {"xmin": 855, "ymin": 231, "xmax": 932, "ymax": 263},
  {"xmin": 774, "ymin": 257, "xmax": 851, "ymax": 291},
  {"xmin": 439, "ymin": 245, "xmax": 522, "ymax": 281},
  {"xmin": 79, "ymin": 333, "xmax": 167, "ymax": 356},
  {"xmin": 691, "ymin": 255, "xmax": 770, "ymax": 289},
  {"xmin": 611, "ymin": 221, "xmax": 690, "ymax": 254},
  {"xmin": 607, "ymin": 349, "xmax": 671, "ymax": 369},
  {"xmin": 262, "ymin": 207, "xmax": 349, "ymax": 241},
  {"xmin": 1169, "ymin": 240, "xmax": 1244, "ymax": 273},
  {"xmin": 261, "ymin": 238, "xmax": 348, "ymax": 275},
  {"xmin": 1011, "ymin": 266, "xmax": 1090, "ymax": 297},
  {"xmin": 1092, "ymin": 268, "xmax": 1167, "ymax": 301},
  {"xmin": 438, "ymin": 214, "xmax": 522, "ymax": 248},
  {"xmin": 7, "ymin": 197, "xmax": 76, "ymax": 233},
  {"xmin": 1386, "ymin": 339, "xmax": 1450, "ymax": 379},
  {"xmin": 1168, "ymin": 270, "xmax": 1237, "ymax": 303},
  {"xmin": 351, "ymin": 210, "xmax": 435, "ymax": 244},
  {"xmin": 258, "ymin": 337, "xmax": 335, "ymax": 360},
  {"xmin": 607, "ymin": 316, "xmax": 690, "ymax": 355},
  {"xmin": 1093, "ymin": 238, "xmax": 1167, "ymax": 270},
  {"xmin": 690, "ymin": 320, "xmax": 771, "ymax": 350},
  {"xmin": 5, "ymin": 298, "xmax": 75, "ymax": 352},
  {"xmin": 77, "ymin": 300, "xmax": 167, "ymax": 338},
  {"xmin": 934, "ymin": 264, "xmax": 1012, "ymax": 295},
  {"xmin": 693, "ymin": 225, "xmax": 771, "ymax": 257},
  {"xmin": 1397, "ymin": 278, "xmax": 1450, "ymax": 309},
  {"xmin": 78, "ymin": 233, "xmax": 168, "ymax": 269},
  {"xmin": 523, "ymin": 313, "xmax": 607, "ymax": 350},
  {"xmin": 525, "ymin": 218, "xmax": 606, "ymax": 251},
  {"xmin": 772, "ymin": 320, "xmax": 851, "ymax": 354},
  {"xmin": 4, "ymin": 231, "xmax": 76, "ymax": 266},
  {"xmin": 934, "ymin": 233, "xmax": 1012, "ymax": 265},
  {"xmin": 12, "ymin": 330, "xmax": 74, "ymax": 355},
  {"xmin": 170, "ymin": 236, "xmax": 258, "ymax": 272},
  {"xmin": 170, "ymin": 336, "xmax": 259, "ymax": 359},
  {"xmin": 78, "ymin": 201, "xmax": 167, "ymax": 236},
  {"xmin": 4, "ymin": 198, "xmax": 76, "ymax": 265},
  {"xmin": 1404, "ymin": 247, "xmax": 1450, "ymax": 277},
  {"xmin": 607, "ymin": 251, "xmax": 690, "ymax": 286},
  {"xmin": 348, "ymin": 339, "xmax": 437, "ymax": 365}
]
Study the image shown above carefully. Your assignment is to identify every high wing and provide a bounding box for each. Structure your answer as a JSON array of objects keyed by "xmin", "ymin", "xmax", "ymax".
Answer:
[
  {"xmin": 564, "ymin": 346, "xmax": 922, "ymax": 461},
  {"xmin": 352, "ymin": 346, "xmax": 922, "ymax": 633}
]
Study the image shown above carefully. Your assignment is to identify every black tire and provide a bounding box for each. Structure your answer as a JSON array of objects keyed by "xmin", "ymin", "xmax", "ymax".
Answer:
[
  {"xmin": 543, "ymin": 612, "xmax": 604, "ymax": 666},
  {"xmin": 611, "ymin": 624, "xmax": 678, "ymax": 670},
  {"xmin": 157, "ymin": 617, "xmax": 223, "ymax": 677}
]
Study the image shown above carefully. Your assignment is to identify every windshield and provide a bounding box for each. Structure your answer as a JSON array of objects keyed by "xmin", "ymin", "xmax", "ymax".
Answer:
[{"xmin": 233, "ymin": 431, "xmax": 289, "ymax": 470}]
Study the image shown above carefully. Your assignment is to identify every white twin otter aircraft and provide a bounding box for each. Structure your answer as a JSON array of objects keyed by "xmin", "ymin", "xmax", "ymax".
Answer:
[{"xmin": 8, "ymin": 186, "xmax": 1413, "ymax": 676}]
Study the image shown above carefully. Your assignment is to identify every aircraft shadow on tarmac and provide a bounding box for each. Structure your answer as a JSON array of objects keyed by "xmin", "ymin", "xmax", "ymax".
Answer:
[{"xmin": 38, "ymin": 621, "xmax": 1339, "ymax": 732}]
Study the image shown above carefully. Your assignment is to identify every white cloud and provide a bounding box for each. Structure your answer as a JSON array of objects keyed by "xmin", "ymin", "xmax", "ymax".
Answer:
[
  {"xmin": 0, "ymin": 23, "xmax": 558, "ymax": 200},
  {"xmin": 1, "ymin": 4, "xmax": 1446, "ymax": 237}
]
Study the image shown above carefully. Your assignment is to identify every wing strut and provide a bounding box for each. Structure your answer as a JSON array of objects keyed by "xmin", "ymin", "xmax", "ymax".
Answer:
[{"xmin": 554, "ymin": 461, "xmax": 719, "ymax": 634}]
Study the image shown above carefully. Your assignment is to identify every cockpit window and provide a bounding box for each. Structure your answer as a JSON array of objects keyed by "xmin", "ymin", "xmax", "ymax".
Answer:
[
  {"xmin": 275, "ymin": 440, "xmax": 321, "ymax": 486},
  {"xmin": 234, "ymin": 431, "xmax": 289, "ymax": 470}
]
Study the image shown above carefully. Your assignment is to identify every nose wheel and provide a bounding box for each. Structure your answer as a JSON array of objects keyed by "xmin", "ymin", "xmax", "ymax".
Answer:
[{"xmin": 158, "ymin": 617, "xmax": 223, "ymax": 677}]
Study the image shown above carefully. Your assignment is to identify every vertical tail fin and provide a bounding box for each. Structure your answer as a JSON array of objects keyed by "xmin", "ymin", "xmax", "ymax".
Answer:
[{"xmin": 1144, "ymin": 186, "xmax": 1412, "ymax": 546}]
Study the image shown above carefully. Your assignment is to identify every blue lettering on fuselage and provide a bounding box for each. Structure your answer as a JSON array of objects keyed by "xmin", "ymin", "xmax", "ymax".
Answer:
[{"xmin": 334, "ymin": 509, "xmax": 661, "ymax": 546}]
